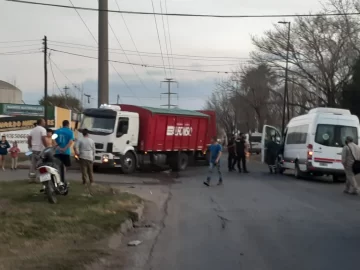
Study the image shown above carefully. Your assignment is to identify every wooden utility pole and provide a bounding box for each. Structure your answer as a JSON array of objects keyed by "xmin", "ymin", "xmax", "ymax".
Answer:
[{"xmin": 43, "ymin": 36, "xmax": 48, "ymax": 126}]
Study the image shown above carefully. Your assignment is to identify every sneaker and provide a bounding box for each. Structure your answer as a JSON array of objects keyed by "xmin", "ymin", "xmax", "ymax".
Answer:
[
  {"xmin": 244, "ymin": 171, "xmax": 249, "ymax": 173},
  {"xmin": 217, "ymin": 180, "xmax": 223, "ymax": 186},
  {"xmin": 203, "ymin": 178, "xmax": 210, "ymax": 187}
]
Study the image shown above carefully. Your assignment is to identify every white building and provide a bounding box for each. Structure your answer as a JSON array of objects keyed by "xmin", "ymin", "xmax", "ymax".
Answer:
[{"xmin": 0, "ymin": 80, "xmax": 22, "ymax": 104}]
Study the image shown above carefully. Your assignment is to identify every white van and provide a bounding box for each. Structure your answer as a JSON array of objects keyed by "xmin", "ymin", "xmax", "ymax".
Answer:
[
  {"xmin": 261, "ymin": 108, "xmax": 360, "ymax": 181},
  {"xmin": 249, "ymin": 132, "xmax": 262, "ymax": 154}
]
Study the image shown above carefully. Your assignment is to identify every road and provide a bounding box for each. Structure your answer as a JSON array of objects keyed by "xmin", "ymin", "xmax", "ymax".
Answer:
[
  {"xmin": 2, "ymin": 159, "xmax": 360, "ymax": 270},
  {"xmin": 124, "ymin": 159, "xmax": 360, "ymax": 270}
]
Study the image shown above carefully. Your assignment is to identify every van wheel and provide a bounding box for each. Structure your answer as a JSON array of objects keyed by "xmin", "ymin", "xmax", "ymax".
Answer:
[
  {"xmin": 294, "ymin": 163, "xmax": 302, "ymax": 179},
  {"xmin": 121, "ymin": 152, "xmax": 136, "ymax": 174}
]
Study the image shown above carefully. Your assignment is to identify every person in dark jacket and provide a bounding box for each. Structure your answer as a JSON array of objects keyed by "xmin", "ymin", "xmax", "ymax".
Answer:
[
  {"xmin": 227, "ymin": 135, "xmax": 236, "ymax": 171},
  {"xmin": 235, "ymin": 133, "xmax": 249, "ymax": 173},
  {"xmin": 0, "ymin": 135, "xmax": 11, "ymax": 171},
  {"xmin": 266, "ymin": 135, "xmax": 280, "ymax": 174}
]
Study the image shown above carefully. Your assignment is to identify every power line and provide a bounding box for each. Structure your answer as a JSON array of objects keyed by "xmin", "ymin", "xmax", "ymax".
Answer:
[
  {"xmin": 48, "ymin": 54, "xmax": 64, "ymax": 95},
  {"xmin": 150, "ymin": 0, "xmax": 167, "ymax": 77},
  {"xmin": 159, "ymin": 0, "xmax": 172, "ymax": 75},
  {"xmin": 48, "ymin": 44, "xmax": 249, "ymax": 67},
  {"xmin": 49, "ymin": 48, "xmax": 234, "ymax": 74},
  {"xmin": 48, "ymin": 40, "xmax": 251, "ymax": 61},
  {"xmin": 0, "ymin": 38, "xmax": 40, "ymax": 43},
  {"xmin": 114, "ymin": 0, "xmax": 158, "ymax": 86},
  {"xmin": 0, "ymin": 43, "xmax": 42, "ymax": 49},
  {"xmin": 0, "ymin": 48, "xmax": 41, "ymax": 55},
  {"xmin": 67, "ymin": 0, "xmax": 142, "ymax": 104},
  {"xmin": 68, "ymin": 0, "xmax": 97, "ymax": 43},
  {"xmin": 164, "ymin": 0, "xmax": 175, "ymax": 77},
  {"xmin": 7, "ymin": 0, "xmax": 360, "ymax": 18}
]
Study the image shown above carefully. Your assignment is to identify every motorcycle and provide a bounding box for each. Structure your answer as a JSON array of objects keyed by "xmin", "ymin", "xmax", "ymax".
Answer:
[{"xmin": 26, "ymin": 134, "xmax": 69, "ymax": 204}]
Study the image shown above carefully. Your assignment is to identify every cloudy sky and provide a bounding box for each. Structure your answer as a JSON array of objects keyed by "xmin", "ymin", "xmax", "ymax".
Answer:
[{"xmin": 0, "ymin": 0, "xmax": 323, "ymax": 109}]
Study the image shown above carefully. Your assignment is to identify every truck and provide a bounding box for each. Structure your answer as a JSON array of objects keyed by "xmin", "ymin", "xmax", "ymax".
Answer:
[{"xmin": 78, "ymin": 104, "xmax": 216, "ymax": 174}]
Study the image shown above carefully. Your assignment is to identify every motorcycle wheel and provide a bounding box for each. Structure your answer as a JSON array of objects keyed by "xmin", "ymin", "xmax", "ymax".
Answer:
[{"xmin": 44, "ymin": 180, "xmax": 57, "ymax": 204}]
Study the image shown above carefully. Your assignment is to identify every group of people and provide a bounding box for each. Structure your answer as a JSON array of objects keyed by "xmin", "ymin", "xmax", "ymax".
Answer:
[
  {"xmin": 0, "ymin": 136, "xmax": 20, "ymax": 171},
  {"xmin": 227, "ymin": 133, "xmax": 249, "ymax": 173},
  {"xmin": 27, "ymin": 118, "xmax": 95, "ymax": 185},
  {"xmin": 204, "ymin": 133, "xmax": 250, "ymax": 187}
]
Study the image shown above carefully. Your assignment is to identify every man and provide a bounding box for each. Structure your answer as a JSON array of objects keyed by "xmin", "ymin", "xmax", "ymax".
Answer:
[
  {"xmin": 342, "ymin": 136, "xmax": 360, "ymax": 195},
  {"xmin": 204, "ymin": 136, "xmax": 223, "ymax": 186},
  {"xmin": 75, "ymin": 129, "xmax": 95, "ymax": 185},
  {"xmin": 227, "ymin": 135, "xmax": 236, "ymax": 172},
  {"xmin": 266, "ymin": 135, "xmax": 280, "ymax": 174},
  {"xmin": 235, "ymin": 133, "xmax": 249, "ymax": 173},
  {"xmin": 27, "ymin": 119, "xmax": 47, "ymax": 182},
  {"xmin": 45, "ymin": 128, "xmax": 54, "ymax": 147},
  {"xmin": 54, "ymin": 120, "xmax": 74, "ymax": 184}
]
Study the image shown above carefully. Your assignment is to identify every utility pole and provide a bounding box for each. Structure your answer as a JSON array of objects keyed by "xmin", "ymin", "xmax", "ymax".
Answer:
[
  {"xmin": 161, "ymin": 78, "xmax": 178, "ymax": 109},
  {"xmin": 43, "ymin": 35, "xmax": 48, "ymax": 126},
  {"xmin": 63, "ymin": 85, "xmax": 70, "ymax": 108},
  {"xmin": 98, "ymin": 0, "xmax": 109, "ymax": 107},
  {"xmin": 117, "ymin": 94, "xmax": 120, "ymax": 104}
]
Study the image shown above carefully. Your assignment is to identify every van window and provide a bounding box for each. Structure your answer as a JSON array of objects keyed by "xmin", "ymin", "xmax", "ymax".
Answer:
[
  {"xmin": 315, "ymin": 124, "xmax": 358, "ymax": 147},
  {"xmin": 250, "ymin": 136, "xmax": 261, "ymax": 143},
  {"xmin": 286, "ymin": 124, "xmax": 309, "ymax": 144}
]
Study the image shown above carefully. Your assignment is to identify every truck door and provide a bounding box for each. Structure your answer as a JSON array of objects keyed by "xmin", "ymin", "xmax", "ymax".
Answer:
[
  {"xmin": 113, "ymin": 117, "xmax": 130, "ymax": 153},
  {"xmin": 261, "ymin": 125, "xmax": 282, "ymax": 163}
]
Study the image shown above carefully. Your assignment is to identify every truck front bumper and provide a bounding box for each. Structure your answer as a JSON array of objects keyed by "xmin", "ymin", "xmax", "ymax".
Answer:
[{"xmin": 93, "ymin": 153, "xmax": 121, "ymax": 168}]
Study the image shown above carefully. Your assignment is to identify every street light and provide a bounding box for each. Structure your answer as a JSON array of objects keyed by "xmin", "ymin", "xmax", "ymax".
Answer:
[{"xmin": 278, "ymin": 21, "xmax": 291, "ymax": 136}]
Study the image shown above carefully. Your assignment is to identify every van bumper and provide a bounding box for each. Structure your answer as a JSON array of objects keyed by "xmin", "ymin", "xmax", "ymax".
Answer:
[{"xmin": 306, "ymin": 162, "xmax": 345, "ymax": 175}]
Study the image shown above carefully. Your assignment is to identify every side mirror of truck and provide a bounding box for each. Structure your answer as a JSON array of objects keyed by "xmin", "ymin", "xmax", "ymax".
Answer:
[{"xmin": 117, "ymin": 132, "xmax": 123, "ymax": 138}]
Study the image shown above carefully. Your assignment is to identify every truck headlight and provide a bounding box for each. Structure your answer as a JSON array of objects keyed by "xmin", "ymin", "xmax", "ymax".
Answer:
[{"xmin": 102, "ymin": 155, "xmax": 109, "ymax": 163}]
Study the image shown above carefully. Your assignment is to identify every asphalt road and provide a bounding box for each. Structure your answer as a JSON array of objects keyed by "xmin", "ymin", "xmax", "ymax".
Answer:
[{"xmin": 144, "ymin": 159, "xmax": 360, "ymax": 270}]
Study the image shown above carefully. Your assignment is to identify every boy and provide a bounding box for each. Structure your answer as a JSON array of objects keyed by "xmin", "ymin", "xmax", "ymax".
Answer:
[{"xmin": 204, "ymin": 136, "xmax": 223, "ymax": 186}]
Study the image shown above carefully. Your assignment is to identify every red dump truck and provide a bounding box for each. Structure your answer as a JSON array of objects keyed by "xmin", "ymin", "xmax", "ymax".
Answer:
[{"xmin": 78, "ymin": 104, "xmax": 216, "ymax": 173}]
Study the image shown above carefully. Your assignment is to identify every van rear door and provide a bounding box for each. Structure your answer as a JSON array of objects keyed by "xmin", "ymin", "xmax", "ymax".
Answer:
[
  {"xmin": 312, "ymin": 121, "xmax": 358, "ymax": 171},
  {"xmin": 261, "ymin": 125, "xmax": 282, "ymax": 163}
]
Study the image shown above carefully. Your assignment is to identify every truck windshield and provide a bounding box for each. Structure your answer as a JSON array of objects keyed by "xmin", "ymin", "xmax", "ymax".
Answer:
[
  {"xmin": 315, "ymin": 124, "xmax": 358, "ymax": 147},
  {"xmin": 80, "ymin": 115, "xmax": 115, "ymax": 135}
]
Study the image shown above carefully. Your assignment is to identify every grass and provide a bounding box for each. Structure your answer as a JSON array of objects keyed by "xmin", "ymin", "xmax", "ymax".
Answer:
[{"xmin": 0, "ymin": 181, "xmax": 142, "ymax": 270}]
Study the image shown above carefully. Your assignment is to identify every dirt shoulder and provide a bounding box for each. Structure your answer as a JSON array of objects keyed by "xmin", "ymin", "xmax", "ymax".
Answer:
[{"xmin": 0, "ymin": 181, "xmax": 142, "ymax": 270}]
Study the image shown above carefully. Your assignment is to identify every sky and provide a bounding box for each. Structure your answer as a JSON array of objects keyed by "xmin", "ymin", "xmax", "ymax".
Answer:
[{"xmin": 0, "ymin": 0, "xmax": 324, "ymax": 110}]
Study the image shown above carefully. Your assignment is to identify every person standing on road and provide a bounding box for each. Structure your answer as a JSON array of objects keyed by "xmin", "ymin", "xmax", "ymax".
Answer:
[
  {"xmin": 0, "ymin": 135, "xmax": 11, "ymax": 171},
  {"xmin": 54, "ymin": 120, "xmax": 74, "ymax": 184},
  {"xmin": 75, "ymin": 129, "xmax": 95, "ymax": 185},
  {"xmin": 227, "ymin": 135, "xmax": 236, "ymax": 172},
  {"xmin": 9, "ymin": 141, "xmax": 20, "ymax": 170},
  {"xmin": 204, "ymin": 136, "xmax": 223, "ymax": 186},
  {"xmin": 235, "ymin": 133, "xmax": 249, "ymax": 173},
  {"xmin": 266, "ymin": 136, "xmax": 280, "ymax": 174},
  {"xmin": 28, "ymin": 119, "xmax": 47, "ymax": 181},
  {"xmin": 342, "ymin": 136, "xmax": 360, "ymax": 195}
]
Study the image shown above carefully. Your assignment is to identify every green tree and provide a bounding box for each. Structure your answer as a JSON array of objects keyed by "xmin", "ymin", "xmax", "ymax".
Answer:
[{"xmin": 39, "ymin": 94, "xmax": 82, "ymax": 112}]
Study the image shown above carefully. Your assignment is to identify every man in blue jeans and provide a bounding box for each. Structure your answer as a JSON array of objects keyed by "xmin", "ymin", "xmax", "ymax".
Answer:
[
  {"xmin": 54, "ymin": 120, "xmax": 74, "ymax": 184},
  {"xmin": 204, "ymin": 136, "xmax": 223, "ymax": 186}
]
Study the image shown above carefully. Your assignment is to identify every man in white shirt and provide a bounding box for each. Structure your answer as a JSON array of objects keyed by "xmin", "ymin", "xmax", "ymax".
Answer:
[
  {"xmin": 75, "ymin": 129, "xmax": 95, "ymax": 185},
  {"xmin": 27, "ymin": 119, "xmax": 47, "ymax": 182}
]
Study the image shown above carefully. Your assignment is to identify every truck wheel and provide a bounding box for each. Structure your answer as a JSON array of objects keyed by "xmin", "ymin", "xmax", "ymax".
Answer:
[
  {"xmin": 121, "ymin": 152, "xmax": 136, "ymax": 174},
  {"xmin": 170, "ymin": 153, "xmax": 189, "ymax": 171}
]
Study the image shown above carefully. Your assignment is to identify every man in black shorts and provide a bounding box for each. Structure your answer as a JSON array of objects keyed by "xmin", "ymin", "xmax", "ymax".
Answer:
[{"xmin": 54, "ymin": 120, "xmax": 74, "ymax": 183}]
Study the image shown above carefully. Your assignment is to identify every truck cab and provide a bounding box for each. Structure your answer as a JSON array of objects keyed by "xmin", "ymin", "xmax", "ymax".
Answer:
[{"xmin": 79, "ymin": 104, "xmax": 139, "ymax": 173}]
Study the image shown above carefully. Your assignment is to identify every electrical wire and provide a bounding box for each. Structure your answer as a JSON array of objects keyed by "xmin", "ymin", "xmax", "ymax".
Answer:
[
  {"xmin": 114, "ymin": 0, "xmax": 158, "ymax": 86},
  {"xmin": 0, "ymin": 38, "xmax": 40, "ymax": 43},
  {"xmin": 159, "ymin": 0, "xmax": 172, "ymax": 75},
  {"xmin": 49, "ymin": 48, "xmax": 234, "ymax": 74},
  {"xmin": 67, "ymin": 0, "xmax": 142, "ymax": 104},
  {"xmin": 0, "ymin": 48, "xmax": 41, "ymax": 55},
  {"xmin": 48, "ymin": 40, "xmax": 251, "ymax": 61},
  {"xmin": 7, "ymin": 0, "xmax": 360, "ymax": 19},
  {"xmin": 164, "ymin": 0, "xmax": 175, "ymax": 77},
  {"xmin": 48, "ymin": 54, "xmax": 65, "ymax": 95},
  {"xmin": 150, "ymin": 0, "xmax": 167, "ymax": 77}
]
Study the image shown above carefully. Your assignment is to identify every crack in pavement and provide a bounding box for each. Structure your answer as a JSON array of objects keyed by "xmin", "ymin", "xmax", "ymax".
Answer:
[{"xmin": 147, "ymin": 186, "xmax": 173, "ymax": 270}]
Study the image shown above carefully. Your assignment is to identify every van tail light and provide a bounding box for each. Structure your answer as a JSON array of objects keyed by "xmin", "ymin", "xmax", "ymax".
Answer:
[
  {"xmin": 307, "ymin": 144, "xmax": 313, "ymax": 160},
  {"xmin": 38, "ymin": 167, "xmax": 48, "ymax": 174}
]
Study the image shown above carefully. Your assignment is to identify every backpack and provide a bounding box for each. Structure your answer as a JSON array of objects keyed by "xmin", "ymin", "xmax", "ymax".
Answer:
[{"xmin": 348, "ymin": 145, "xmax": 360, "ymax": 175}]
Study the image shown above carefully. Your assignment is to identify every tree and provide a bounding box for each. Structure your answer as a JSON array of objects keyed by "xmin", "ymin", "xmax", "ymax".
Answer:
[
  {"xmin": 39, "ymin": 94, "xmax": 82, "ymax": 112},
  {"xmin": 342, "ymin": 57, "xmax": 360, "ymax": 116},
  {"xmin": 252, "ymin": 2, "xmax": 360, "ymax": 108}
]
